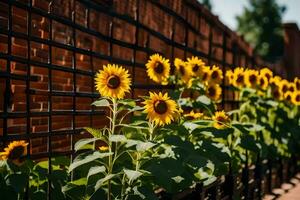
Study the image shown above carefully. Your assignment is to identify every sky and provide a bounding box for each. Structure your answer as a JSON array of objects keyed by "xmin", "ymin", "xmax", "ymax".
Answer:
[{"xmin": 210, "ymin": 0, "xmax": 300, "ymax": 30}]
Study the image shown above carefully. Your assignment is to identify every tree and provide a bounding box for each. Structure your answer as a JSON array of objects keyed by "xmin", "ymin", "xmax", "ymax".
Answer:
[
  {"xmin": 236, "ymin": 0, "xmax": 286, "ymax": 62},
  {"xmin": 199, "ymin": 0, "xmax": 212, "ymax": 11}
]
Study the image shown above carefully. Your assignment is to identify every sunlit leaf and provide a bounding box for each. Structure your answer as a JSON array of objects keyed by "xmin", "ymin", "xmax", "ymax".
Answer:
[
  {"xmin": 92, "ymin": 99, "xmax": 110, "ymax": 107},
  {"xmin": 87, "ymin": 166, "xmax": 106, "ymax": 180}
]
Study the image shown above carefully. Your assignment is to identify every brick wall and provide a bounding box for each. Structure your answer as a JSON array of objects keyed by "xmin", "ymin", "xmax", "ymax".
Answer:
[{"xmin": 0, "ymin": 0, "xmax": 263, "ymax": 157}]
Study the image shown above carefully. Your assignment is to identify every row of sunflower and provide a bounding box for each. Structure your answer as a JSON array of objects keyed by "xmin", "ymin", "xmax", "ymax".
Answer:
[{"xmin": 0, "ymin": 54, "xmax": 299, "ymax": 200}]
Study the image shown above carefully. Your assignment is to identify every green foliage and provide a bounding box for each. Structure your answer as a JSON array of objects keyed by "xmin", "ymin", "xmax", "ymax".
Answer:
[{"xmin": 236, "ymin": 0, "xmax": 285, "ymax": 62}]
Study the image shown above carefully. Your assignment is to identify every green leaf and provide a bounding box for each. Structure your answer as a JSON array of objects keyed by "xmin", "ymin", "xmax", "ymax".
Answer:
[
  {"xmin": 62, "ymin": 178, "xmax": 87, "ymax": 200},
  {"xmin": 136, "ymin": 142, "xmax": 155, "ymax": 152},
  {"xmin": 124, "ymin": 169, "xmax": 143, "ymax": 183},
  {"xmin": 196, "ymin": 95, "xmax": 211, "ymax": 105},
  {"xmin": 240, "ymin": 135, "xmax": 259, "ymax": 152},
  {"xmin": 69, "ymin": 152, "xmax": 113, "ymax": 172},
  {"xmin": 74, "ymin": 138, "xmax": 102, "ymax": 151},
  {"xmin": 109, "ymin": 135, "xmax": 127, "ymax": 143},
  {"xmin": 94, "ymin": 174, "xmax": 117, "ymax": 191},
  {"xmin": 84, "ymin": 127, "xmax": 103, "ymax": 138},
  {"xmin": 118, "ymin": 99, "xmax": 136, "ymax": 107},
  {"xmin": 5, "ymin": 173, "xmax": 28, "ymax": 193},
  {"xmin": 92, "ymin": 99, "xmax": 110, "ymax": 107},
  {"xmin": 87, "ymin": 166, "xmax": 106, "ymax": 180}
]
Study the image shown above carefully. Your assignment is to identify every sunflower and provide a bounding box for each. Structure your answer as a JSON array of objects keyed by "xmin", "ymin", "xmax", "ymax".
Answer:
[
  {"xmin": 271, "ymin": 85, "xmax": 283, "ymax": 100},
  {"xmin": 270, "ymin": 75, "xmax": 282, "ymax": 86},
  {"xmin": 279, "ymin": 79, "xmax": 289, "ymax": 94},
  {"xmin": 0, "ymin": 140, "xmax": 28, "ymax": 166},
  {"xmin": 258, "ymin": 75, "xmax": 269, "ymax": 90},
  {"xmin": 187, "ymin": 56, "xmax": 205, "ymax": 78},
  {"xmin": 232, "ymin": 67, "xmax": 245, "ymax": 88},
  {"xmin": 95, "ymin": 64, "xmax": 131, "ymax": 99},
  {"xmin": 206, "ymin": 84, "xmax": 222, "ymax": 101},
  {"xmin": 210, "ymin": 65, "xmax": 223, "ymax": 84},
  {"xmin": 174, "ymin": 58, "xmax": 192, "ymax": 85},
  {"xmin": 184, "ymin": 110, "xmax": 204, "ymax": 120},
  {"xmin": 143, "ymin": 92, "xmax": 178, "ymax": 126},
  {"xmin": 245, "ymin": 69, "xmax": 259, "ymax": 88},
  {"xmin": 260, "ymin": 68, "xmax": 273, "ymax": 81},
  {"xmin": 201, "ymin": 66, "xmax": 211, "ymax": 83},
  {"xmin": 294, "ymin": 77, "xmax": 300, "ymax": 91},
  {"xmin": 146, "ymin": 54, "xmax": 170, "ymax": 85},
  {"xmin": 212, "ymin": 111, "xmax": 230, "ymax": 129},
  {"xmin": 284, "ymin": 91, "xmax": 293, "ymax": 103},
  {"xmin": 292, "ymin": 91, "xmax": 300, "ymax": 106},
  {"xmin": 288, "ymin": 82, "xmax": 296, "ymax": 92},
  {"xmin": 225, "ymin": 69, "xmax": 234, "ymax": 85}
]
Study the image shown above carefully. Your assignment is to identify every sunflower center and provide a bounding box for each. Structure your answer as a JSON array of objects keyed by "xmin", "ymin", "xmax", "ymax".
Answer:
[
  {"xmin": 289, "ymin": 86, "xmax": 294, "ymax": 92},
  {"xmin": 179, "ymin": 65, "xmax": 185, "ymax": 75},
  {"xmin": 8, "ymin": 146, "xmax": 25, "ymax": 160},
  {"xmin": 192, "ymin": 64, "xmax": 200, "ymax": 72},
  {"xmin": 286, "ymin": 95, "xmax": 291, "ymax": 101},
  {"xmin": 207, "ymin": 86, "xmax": 217, "ymax": 98},
  {"xmin": 282, "ymin": 85, "xmax": 288, "ymax": 93},
  {"xmin": 202, "ymin": 72, "xmax": 208, "ymax": 81},
  {"xmin": 154, "ymin": 100, "xmax": 168, "ymax": 114},
  {"xmin": 296, "ymin": 95, "xmax": 300, "ymax": 102},
  {"xmin": 107, "ymin": 75, "xmax": 121, "ymax": 89},
  {"xmin": 211, "ymin": 71, "xmax": 219, "ymax": 79},
  {"xmin": 237, "ymin": 75, "xmax": 244, "ymax": 83},
  {"xmin": 249, "ymin": 75, "xmax": 257, "ymax": 84},
  {"xmin": 154, "ymin": 62, "xmax": 164, "ymax": 74},
  {"xmin": 266, "ymin": 74, "xmax": 271, "ymax": 80},
  {"xmin": 260, "ymin": 78, "xmax": 265, "ymax": 86},
  {"xmin": 216, "ymin": 116, "xmax": 226, "ymax": 125}
]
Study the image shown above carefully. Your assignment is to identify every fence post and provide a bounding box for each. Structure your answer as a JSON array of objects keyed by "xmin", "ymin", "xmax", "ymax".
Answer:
[{"xmin": 242, "ymin": 150, "xmax": 249, "ymax": 199}]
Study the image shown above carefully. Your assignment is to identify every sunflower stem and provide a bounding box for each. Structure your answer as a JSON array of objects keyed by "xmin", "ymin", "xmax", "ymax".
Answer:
[{"xmin": 108, "ymin": 98, "xmax": 118, "ymax": 200}]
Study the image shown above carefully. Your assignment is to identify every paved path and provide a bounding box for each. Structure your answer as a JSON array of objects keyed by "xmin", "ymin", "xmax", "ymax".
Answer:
[
  {"xmin": 278, "ymin": 181, "xmax": 300, "ymax": 200},
  {"xmin": 264, "ymin": 174, "xmax": 300, "ymax": 200}
]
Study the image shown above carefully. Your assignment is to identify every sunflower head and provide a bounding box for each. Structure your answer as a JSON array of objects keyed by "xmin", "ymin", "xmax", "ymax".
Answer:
[
  {"xmin": 187, "ymin": 56, "xmax": 205, "ymax": 78},
  {"xmin": 232, "ymin": 67, "xmax": 245, "ymax": 88},
  {"xmin": 270, "ymin": 76, "xmax": 282, "ymax": 87},
  {"xmin": 184, "ymin": 110, "xmax": 204, "ymax": 120},
  {"xmin": 271, "ymin": 85, "xmax": 283, "ymax": 100},
  {"xmin": 143, "ymin": 92, "xmax": 179, "ymax": 126},
  {"xmin": 292, "ymin": 91, "xmax": 300, "ymax": 106},
  {"xmin": 225, "ymin": 69, "xmax": 234, "ymax": 85},
  {"xmin": 0, "ymin": 141, "xmax": 28, "ymax": 166},
  {"xmin": 206, "ymin": 84, "xmax": 222, "ymax": 101},
  {"xmin": 212, "ymin": 111, "xmax": 230, "ymax": 129},
  {"xmin": 95, "ymin": 64, "xmax": 131, "ymax": 99},
  {"xmin": 210, "ymin": 65, "xmax": 223, "ymax": 84},
  {"xmin": 294, "ymin": 77, "xmax": 300, "ymax": 91},
  {"xmin": 284, "ymin": 91, "xmax": 293, "ymax": 103},
  {"xmin": 288, "ymin": 82, "xmax": 296, "ymax": 92},
  {"xmin": 201, "ymin": 66, "xmax": 211, "ymax": 83},
  {"xmin": 245, "ymin": 69, "xmax": 259, "ymax": 88},
  {"xmin": 279, "ymin": 79, "xmax": 289, "ymax": 94},
  {"xmin": 258, "ymin": 75, "xmax": 269, "ymax": 90},
  {"xmin": 146, "ymin": 54, "xmax": 170, "ymax": 85},
  {"xmin": 260, "ymin": 68, "xmax": 273, "ymax": 81},
  {"xmin": 174, "ymin": 58, "xmax": 192, "ymax": 85}
]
